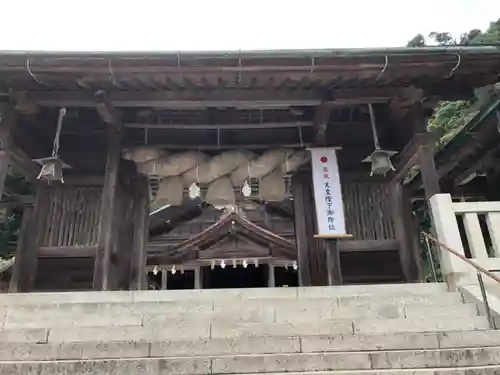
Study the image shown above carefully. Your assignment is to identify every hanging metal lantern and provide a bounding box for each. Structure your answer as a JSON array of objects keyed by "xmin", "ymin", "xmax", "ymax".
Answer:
[
  {"xmin": 33, "ymin": 108, "xmax": 71, "ymax": 183},
  {"xmin": 362, "ymin": 103, "xmax": 397, "ymax": 176},
  {"xmin": 362, "ymin": 149, "xmax": 397, "ymax": 176},
  {"xmin": 34, "ymin": 156, "xmax": 71, "ymax": 182}
]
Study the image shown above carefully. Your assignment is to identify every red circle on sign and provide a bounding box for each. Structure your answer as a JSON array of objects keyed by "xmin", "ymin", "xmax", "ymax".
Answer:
[{"xmin": 320, "ymin": 156, "xmax": 328, "ymax": 163}]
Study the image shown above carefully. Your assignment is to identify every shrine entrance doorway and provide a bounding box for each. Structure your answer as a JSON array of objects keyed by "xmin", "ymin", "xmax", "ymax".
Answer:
[{"xmin": 202, "ymin": 264, "xmax": 268, "ymax": 289}]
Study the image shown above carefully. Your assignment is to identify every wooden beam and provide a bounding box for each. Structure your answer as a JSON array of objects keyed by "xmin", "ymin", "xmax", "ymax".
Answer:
[
  {"xmin": 125, "ymin": 121, "xmax": 312, "ymax": 130},
  {"xmin": 337, "ymin": 239, "xmax": 399, "ymax": 252},
  {"xmin": 131, "ymin": 143, "xmax": 312, "ymax": 150},
  {"xmin": 35, "ymin": 238, "xmax": 400, "ymax": 261},
  {"xmin": 63, "ymin": 174, "xmax": 104, "ymax": 186},
  {"xmin": 93, "ymin": 123, "xmax": 123, "ymax": 290},
  {"xmin": 23, "ymin": 87, "xmax": 414, "ymax": 109},
  {"xmin": 38, "ymin": 246, "xmax": 97, "ymax": 258},
  {"xmin": 130, "ymin": 176, "xmax": 150, "ymax": 290}
]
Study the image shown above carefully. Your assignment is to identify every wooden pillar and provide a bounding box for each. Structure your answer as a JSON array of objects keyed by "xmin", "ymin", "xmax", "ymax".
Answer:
[
  {"xmin": 418, "ymin": 145, "xmax": 441, "ymax": 200},
  {"xmin": 161, "ymin": 268, "xmax": 168, "ymax": 290},
  {"xmin": 116, "ymin": 184, "xmax": 132, "ymax": 290},
  {"xmin": 130, "ymin": 176, "xmax": 149, "ymax": 290},
  {"xmin": 268, "ymin": 264, "xmax": 275, "ymax": 287},
  {"xmin": 314, "ymin": 239, "xmax": 329, "ymax": 286},
  {"xmin": 410, "ymin": 103, "xmax": 440, "ymax": 200},
  {"xmin": 0, "ymin": 150, "xmax": 9, "ymax": 198},
  {"xmin": 0, "ymin": 104, "xmax": 14, "ymax": 198},
  {"xmin": 8, "ymin": 185, "xmax": 48, "ymax": 292},
  {"xmin": 8, "ymin": 205, "xmax": 34, "ymax": 292},
  {"xmin": 326, "ymin": 240, "xmax": 342, "ymax": 285},
  {"xmin": 194, "ymin": 266, "xmax": 202, "ymax": 289},
  {"xmin": 93, "ymin": 126, "xmax": 122, "ymax": 291},
  {"xmin": 402, "ymin": 187, "xmax": 424, "ymax": 281},
  {"xmin": 389, "ymin": 182, "xmax": 414, "ymax": 281},
  {"xmin": 292, "ymin": 173, "xmax": 312, "ymax": 286}
]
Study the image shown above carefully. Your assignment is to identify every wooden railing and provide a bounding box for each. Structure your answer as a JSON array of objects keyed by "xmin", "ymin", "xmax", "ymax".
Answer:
[{"xmin": 422, "ymin": 231, "xmax": 499, "ymax": 329}]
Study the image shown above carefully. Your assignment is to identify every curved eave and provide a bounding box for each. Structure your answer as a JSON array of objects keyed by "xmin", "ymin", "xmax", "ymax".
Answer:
[
  {"xmin": 1, "ymin": 45, "xmax": 499, "ymax": 58},
  {"xmin": 161, "ymin": 211, "xmax": 296, "ymax": 260}
]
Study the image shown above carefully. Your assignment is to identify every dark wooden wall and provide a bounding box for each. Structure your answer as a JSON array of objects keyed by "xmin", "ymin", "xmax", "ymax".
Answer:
[
  {"xmin": 9, "ymin": 177, "xmax": 148, "ymax": 292},
  {"xmin": 343, "ymin": 181, "xmax": 395, "ymax": 241},
  {"xmin": 11, "ymin": 172, "xmax": 415, "ymax": 291},
  {"xmin": 38, "ymin": 186, "xmax": 102, "ymax": 248}
]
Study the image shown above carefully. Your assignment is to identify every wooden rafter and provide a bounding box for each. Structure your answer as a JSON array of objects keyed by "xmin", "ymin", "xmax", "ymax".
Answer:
[
  {"xmin": 451, "ymin": 145, "xmax": 500, "ymax": 187},
  {"xmin": 18, "ymin": 87, "xmax": 416, "ymax": 109}
]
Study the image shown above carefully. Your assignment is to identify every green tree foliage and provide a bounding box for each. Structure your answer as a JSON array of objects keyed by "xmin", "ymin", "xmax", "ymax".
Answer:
[
  {"xmin": 407, "ymin": 34, "xmax": 426, "ymax": 47},
  {"xmin": 0, "ymin": 168, "xmax": 33, "ymax": 259},
  {"xmin": 408, "ymin": 19, "xmax": 500, "ymax": 279},
  {"xmin": 407, "ymin": 19, "xmax": 500, "ymax": 147}
]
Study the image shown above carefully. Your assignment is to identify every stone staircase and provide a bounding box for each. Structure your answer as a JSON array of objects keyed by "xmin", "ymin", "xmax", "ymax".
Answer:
[{"xmin": 0, "ymin": 283, "xmax": 499, "ymax": 374}]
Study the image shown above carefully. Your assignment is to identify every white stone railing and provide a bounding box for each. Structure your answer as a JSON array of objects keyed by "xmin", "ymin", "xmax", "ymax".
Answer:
[{"xmin": 430, "ymin": 193, "xmax": 500, "ymax": 286}]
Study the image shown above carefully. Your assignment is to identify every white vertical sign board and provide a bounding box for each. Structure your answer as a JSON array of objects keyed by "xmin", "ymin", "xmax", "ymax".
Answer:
[{"xmin": 310, "ymin": 147, "xmax": 347, "ymax": 237}]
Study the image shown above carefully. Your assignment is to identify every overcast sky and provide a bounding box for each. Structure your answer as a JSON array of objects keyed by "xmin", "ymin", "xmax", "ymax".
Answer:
[{"xmin": 1, "ymin": 0, "xmax": 499, "ymax": 51}]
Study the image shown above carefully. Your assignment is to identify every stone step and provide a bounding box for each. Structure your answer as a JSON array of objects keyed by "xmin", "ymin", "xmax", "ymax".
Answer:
[
  {"xmin": 1, "ymin": 347, "xmax": 499, "ymax": 374},
  {"xmin": 295, "ymin": 283, "xmax": 449, "ymax": 298},
  {"xmin": 0, "ymin": 283, "xmax": 449, "ymax": 306},
  {"xmin": 10, "ymin": 315, "xmax": 482, "ymax": 342},
  {"xmin": 2, "ymin": 330, "xmax": 500, "ymax": 360},
  {"xmin": 1, "ymin": 302, "xmax": 486, "ymax": 331},
  {"xmin": 352, "ymin": 316, "xmax": 489, "ymax": 335},
  {"xmin": 1, "ymin": 292, "xmax": 465, "ymax": 318},
  {"xmin": 2, "ymin": 301, "xmax": 478, "ymax": 329},
  {"xmin": 211, "ymin": 348, "xmax": 500, "ymax": 373},
  {"xmin": 178, "ymin": 368, "xmax": 500, "ymax": 374},
  {"xmin": 211, "ymin": 316, "xmax": 489, "ymax": 338}
]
